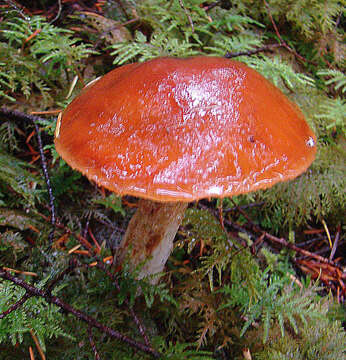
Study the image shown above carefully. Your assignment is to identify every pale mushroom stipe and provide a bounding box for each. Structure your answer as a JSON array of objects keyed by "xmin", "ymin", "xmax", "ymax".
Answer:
[{"xmin": 54, "ymin": 56, "xmax": 316, "ymax": 282}]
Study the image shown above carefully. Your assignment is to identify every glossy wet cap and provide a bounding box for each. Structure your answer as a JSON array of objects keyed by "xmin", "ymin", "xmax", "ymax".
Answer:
[{"xmin": 54, "ymin": 56, "xmax": 316, "ymax": 202}]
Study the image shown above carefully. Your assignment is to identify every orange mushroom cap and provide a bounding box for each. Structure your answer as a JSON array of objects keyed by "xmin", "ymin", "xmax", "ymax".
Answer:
[{"xmin": 54, "ymin": 56, "xmax": 316, "ymax": 202}]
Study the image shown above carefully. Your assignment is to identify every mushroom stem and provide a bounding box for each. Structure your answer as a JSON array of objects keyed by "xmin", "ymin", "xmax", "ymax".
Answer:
[{"xmin": 119, "ymin": 199, "xmax": 188, "ymax": 283}]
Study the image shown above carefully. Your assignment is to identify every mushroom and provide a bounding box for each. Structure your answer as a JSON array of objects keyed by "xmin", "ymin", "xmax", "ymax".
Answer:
[{"xmin": 54, "ymin": 56, "xmax": 316, "ymax": 282}]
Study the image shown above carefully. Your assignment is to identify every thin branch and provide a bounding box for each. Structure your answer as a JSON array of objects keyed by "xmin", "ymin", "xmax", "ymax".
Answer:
[
  {"xmin": 48, "ymin": 213, "xmax": 151, "ymax": 347},
  {"xmin": 263, "ymin": 232, "xmax": 343, "ymax": 269},
  {"xmin": 112, "ymin": 0, "xmax": 130, "ymax": 20},
  {"xmin": 48, "ymin": 213, "xmax": 151, "ymax": 348},
  {"xmin": 178, "ymin": 0, "xmax": 194, "ymax": 33},
  {"xmin": 50, "ymin": 0, "xmax": 62, "ymax": 24},
  {"xmin": 222, "ymin": 201, "xmax": 265, "ymax": 213},
  {"xmin": 229, "ymin": 199, "xmax": 343, "ymax": 270},
  {"xmin": 32, "ymin": 122, "xmax": 56, "ymax": 244},
  {"xmin": 88, "ymin": 325, "xmax": 101, "ymax": 360},
  {"xmin": 30, "ymin": 330, "xmax": 46, "ymax": 360},
  {"xmin": 203, "ymin": 1, "xmax": 221, "ymax": 12},
  {"xmin": 46, "ymin": 258, "xmax": 78, "ymax": 294},
  {"xmin": 201, "ymin": 199, "xmax": 344, "ymax": 273},
  {"xmin": 0, "ymin": 268, "xmax": 161, "ymax": 359},
  {"xmin": 0, "ymin": 292, "xmax": 31, "ymax": 319},
  {"xmin": 225, "ymin": 44, "xmax": 281, "ymax": 58},
  {"xmin": 82, "ymin": 214, "xmax": 91, "ymax": 240},
  {"xmin": 0, "ymin": 107, "xmax": 56, "ymax": 244},
  {"xmin": 29, "ymin": 346, "xmax": 35, "ymax": 360},
  {"xmin": 263, "ymin": 0, "xmax": 312, "ymax": 65},
  {"xmin": 95, "ymin": 261, "xmax": 151, "ymax": 347},
  {"xmin": 4, "ymin": 0, "xmax": 31, "ymax": 21},
  {"xmin": 329, "ymin": 224, "xmax": 341, "ymax": 261}
]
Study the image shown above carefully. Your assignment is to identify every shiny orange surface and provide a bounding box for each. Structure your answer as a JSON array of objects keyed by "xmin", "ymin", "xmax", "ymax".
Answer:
[{"xmin": 55, "ymin": 56, "xmax": 316, "ymax": 201}]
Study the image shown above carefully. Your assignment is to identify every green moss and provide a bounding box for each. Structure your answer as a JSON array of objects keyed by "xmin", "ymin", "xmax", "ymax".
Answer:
[{"xmin": 0, "ymin": 1, "xmax": 344, "ymax": 358}]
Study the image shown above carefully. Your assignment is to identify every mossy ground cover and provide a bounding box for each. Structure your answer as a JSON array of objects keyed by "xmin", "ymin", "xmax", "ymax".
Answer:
[{"xmin": 0, "ymin": 1, "xmax": 345, "ymax": 359}]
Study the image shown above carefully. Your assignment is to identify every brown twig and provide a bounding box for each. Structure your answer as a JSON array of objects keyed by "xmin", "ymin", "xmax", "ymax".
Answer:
[
  {"xmin": 2, "ymin": 267, "xmax": 37, "ymax": 277},
  {"xmin": 95, "ymin": 261, "xmax": 151, "ymax": 347},
  {"xmin": 80, "ymin": 233, "xmax": 151, "ymax": 347},
  {"xmin": 88, "ymin": 325, "xmax": 101, "ymax": 360},
  {"xmin": 222, "ymin": 199, "xmax": 345, "ymax": 302},
  {"xmin": 29, "ymin": 346, "xmax": 35, "ymax": 360},
  {"xmin": 263, "ymin": 232, "xmax": 343, "ymax": 269},
  {"xmin": 0, "ymin": 268, "xmax": 161, "ymax": 358},
  {"xmin": 30, "ymin": 330, "xmax": 46, "ymax": 360},
  {"xmin": 88, "ymin": 228, "xmax": 102, "ymax": 253},
  {"xmin": 263, "ymin": 0, "xmax": 312, "ymax": 65},
  {"xmin": 230, "ymin": 200, "xmax": 343, "ymax": 270},
  {"xmin": 113, "ymin": 0, "xmax": 130, "ymax": 20},
  {"xmin": 49, "ymin": 0, "xmax": 62, "ymax": 24},
  {"xmin": 203, "ymin": 199, "xmax": 345, "ymax": 287},
  {"xmin": 203, "ymin": 1, "xmax": 221, "ymax": 12},
  {"xmin": 46, "ymin": 258, "xmax": 78, "ymax": 295},
  {"xmin": 0, "ymin": 292, "xmax": 31, "ymax": 319},
  {"xmin": 203, "ymin": 199, "xmax": 344, "ymax": 302},
  {"xmin": 18, "ymin": 210, "xmax": 152, "ymax": 349},
  {"xmin": 0, "ymin": 107, "xmax": 57, "ymax": 244},
  {"xmin": 4, "ymin": 0, "xmax": 31, "ymax": 20},
  {"xmin": 178, "ymin": 0, "xmax": 194, "ymax": 33},
  {"xmin": 223, "ymin": 201, "xmax": 265, "ymax": 213},
  {"xmin": 329, "ymin": 224, "xmax": 341, "ymax": 261},
  {"xmin": 82, "ymin": 213, "xmax": 91, "ymax": 239},
  {"xmin": 225, "ymin": 44, "xmax": 282, "ymax": 58},
  {"xmin": 45, "ymin": 211, "xmax": 151, "ymax": 347},
  {"xmin": 32, "ymin": 122, "xmax": 56, "ymax": 244}
]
